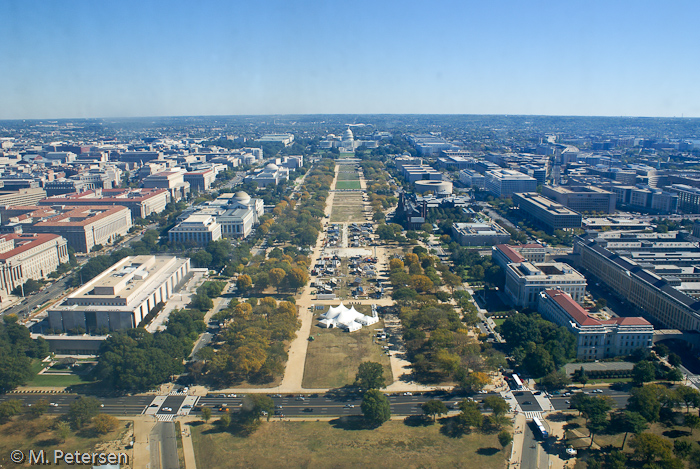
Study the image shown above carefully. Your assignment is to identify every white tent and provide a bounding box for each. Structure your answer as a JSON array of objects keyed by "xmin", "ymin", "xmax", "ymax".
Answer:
[{"xmin": 318, "ymin": 303, "xmax": 378, "ymax": 331}]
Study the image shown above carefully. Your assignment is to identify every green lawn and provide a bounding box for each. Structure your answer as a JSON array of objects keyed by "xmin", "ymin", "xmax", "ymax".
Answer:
[
  {"xmin": 303, "ymin": 319, "xmax": 392, "ymax": 389},
  {"xmin": 191, "ymin": 420, "xmax": 508, "ymax": 469},
  {"xmin": 492, "ymin": 318, "xmax": 506, "ymax": 326},
  {"xmin": 29, "ymin": 373, "xmax": 92, "ymax": 387},
  {"xmin": 335, "ymin": 180, "xmax": 362, "ymax": 190}
]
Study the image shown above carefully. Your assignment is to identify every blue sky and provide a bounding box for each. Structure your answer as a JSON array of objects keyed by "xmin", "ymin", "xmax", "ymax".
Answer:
[{"xmin": 1, "ymin": 0, "xmax": 698, "ymax": 119}]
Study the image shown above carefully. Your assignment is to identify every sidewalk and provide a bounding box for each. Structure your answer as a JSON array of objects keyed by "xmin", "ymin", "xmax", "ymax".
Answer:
[{"xmin": 510, "ymin": 412, "xmax": 527, "ymax": 468}]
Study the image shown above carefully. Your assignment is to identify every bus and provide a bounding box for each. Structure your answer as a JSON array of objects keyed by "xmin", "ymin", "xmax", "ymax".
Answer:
[
  {"xmin": 512, "ymin": 373, "xmax": 523, "ymax": 389},
  {"xmin": 533, "ymin": 416, "xmax": 549, "ymax": 439}
]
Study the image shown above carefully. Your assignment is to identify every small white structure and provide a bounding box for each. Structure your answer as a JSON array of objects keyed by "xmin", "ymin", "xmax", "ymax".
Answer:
[{"xmin": 318, "ymin": 303, "xmax": 379, "ymax": 332}]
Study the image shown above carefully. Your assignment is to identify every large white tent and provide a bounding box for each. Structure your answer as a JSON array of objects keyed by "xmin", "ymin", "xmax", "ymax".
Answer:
[{"xmin": 318, "ymin": 303, "xmax": 379, "ymax": 332}]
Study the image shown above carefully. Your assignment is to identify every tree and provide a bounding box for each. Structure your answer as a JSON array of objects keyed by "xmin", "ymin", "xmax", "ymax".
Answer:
[
  {"xmin": 201, "ymin": 407, "xmax": 212, "ymax": 423},
  {"xmin": 54, "ymin": 421, "xmax": 71, "ymax": 443},
  {"xmin": 571, "ymin": 394, "xmax": 612, "ymax": 428},
  {"xmin": 286, "ymin": 267, "xmax": 309, "ymax": 292},
  {"xmin": 572, "ymin": 366, "xmax": 589, "ymax": 385},
  {"xmin": 93, "ymin": 414, "xmax": 119, "ymax": 434},
  {"xmin": 630, "ymin": 433, "xmax": 673, "ymax": 464},
  {"xmin": 483, "ymin": 395, "xmax": 509, "ymax": 416},
  {"xmin": 443, "ymin": 272, "xmax": 462, "ymax": 294},
  {"xmin": 540, "ymin": 370, "xmax": 571, "ymax": 390},
  {"xmin": 355, "ymin": 362, "xmax": 386, "ymax": 390},
  {"xmin": 268, "ymin": 268, "xmax": 286, "ymax": 293},
  {"xmin": 462, "ymin": 371, "xmax": 491, "ymax": 392},
  {"xmin": 627, "ymin": 384, "xmax": 664, "ymax": 422},
  {"xmin": 30, "ymin": 398, "xmax": 49, "ymax": 417},
  {"xmin": 613, "ymin": 411, "xmax": 647, "ymax": 450},
  {"xmin": 389, "ymin": 259, "xmax": 404, "ymax": 271},
  {"xmin": 457, "ymin": 400, "xmax": 483, "ymax": 432},
  {"xmin": 498, "ymin": 430, "xmax": 512, "ymax": 448},
  {"xmin": 632, "ymin": 360, "xmax": 656, "ymax": 385},
  {"xmin": 685, "ymin": 414, "xmax": 700, "ymax": 435},
  {"xmin": 668, "ymin": 353, "xmax": 682, "ymax": 367},
  {"xmin": 0, "ymin": 399, "xmax": 22, "ymax": 422},
  {"xmin": 667, "ymin": 367, "xmax": 684, "ymax": 382},
  {"xmin": 68, "ymin": 396, "xmax": 101, "ymax": 428},
  {"xmin": 410, "ymin": 275, "xmax": 434, "ymax": 293},
  {"xmin": 361, "ymin": 390, "xmax": 391, "ymax": 427},
  {"xmin": 191, "ymin": 250, "xmax": 213, "ymax": 268},
  {"xmin": 676, "ymin": 385, "xmax": 700, "ymax": 413},
  {"xmin": 240, "ymin": 394, "xmax": 274, "ymax": 424},
  {"xmin": 236, "ymin": 274, "xmax": 253, "ymax": 292},
  {"xmin": 421, "ymin": 400, "xmax": 448, "ymax": 421},
  {"xmin": 218, "ymin": 413, "xmax": 231, "ymax": 429},
  {"xmin": 674, "ymin": 439, "xmax": 693, "ymax": 460}
]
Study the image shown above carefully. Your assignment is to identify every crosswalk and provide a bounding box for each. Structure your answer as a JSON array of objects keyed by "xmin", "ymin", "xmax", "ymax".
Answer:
[
  {"xmin": 523, "ymin": 411, "xmax": 543, "ymax": 420},
  {"xmin": 168, "ymin": 391, "xmax": 188, "ymax": 396},
  {"xmin": 157, "ymin": 414, "xmax": 175, "ymax": 422}
]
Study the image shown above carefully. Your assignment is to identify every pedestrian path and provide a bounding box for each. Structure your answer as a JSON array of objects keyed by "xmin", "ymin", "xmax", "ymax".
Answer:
[
  {"xmin": 157, "ymin": 414, "xmax": 175, "ymax": 422},
  {"xmin": 523, "ymin": 411, "xmax": 543, "ymax": 420}
]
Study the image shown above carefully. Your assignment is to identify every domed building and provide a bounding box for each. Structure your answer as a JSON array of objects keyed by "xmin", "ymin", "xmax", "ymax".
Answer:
[
  {"xmin": 244, "ymin": 161, "xmax": 290, "ymax": 188},
  {"xmin": 339, "ymin": 126, "xmax": 357, "ymax": 152}
]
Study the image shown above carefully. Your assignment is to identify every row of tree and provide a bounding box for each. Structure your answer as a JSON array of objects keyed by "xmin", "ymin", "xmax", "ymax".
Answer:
[{"xmin": 196, "ymin": 297, "xmax": 300, "ymax": 385}]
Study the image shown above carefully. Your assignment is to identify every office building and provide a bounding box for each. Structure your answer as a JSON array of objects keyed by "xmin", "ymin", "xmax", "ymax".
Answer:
[
  {"xmin": 48, "ymin": 255, "xmax": 190, "ymax": 332},
  {"xmin": 459, "ymin": 169, "xmax": 486, "ymax": 189},
  {"xmin": 669, "ymin": 184, "xmax": 700, "ymax": 214},
  {"xmin": 452, "ymin": 221, "xmax": 510, "ymax": 246},
  {"xmin": 401, "ymin": 165, "xmax": 443, "ymax": 183},
  {"xmin": 538, "ymin": 290, "xmax": 653, "ymax": 360},
  {"xmin": 184, "ymin": 169, "xmax": 215, "ymax": 192},
  {"xmin": 142, "ymin": 171, "xmax": 190, "ymax": 201},
  {"xmin": 485, "ymin": 169, "xmax": 537, "ymax": 197},
  {"xmin": 40, "ymin": 188, "xmax": 169, "ymax": 219},
  {"xmin": 505, "ymin": 261, "xmax": 587, "ymax": 309},
  {"xmin": 512, "ymin": 193, "xmax": 582, "ymax": 232},
  {"xmin": 542, "ymin": 185, "xmax": 616, "ymax": 214},
  {"xmin": 256, "ymin": 133, "xmax": 294, "ymax": 147},
  {"xmin": 168, "ymin": 214, "xmax": 222, "ymax": 246},
  {"xmin": 0, "ymin": 233, "xmax": 69, "ymax": 301},
  {"xmin": 0, "ymin": 188, "xmax": 46, "ymax": 206},
  {"xmin": 575, "ymin": 233, "xmax": 700, "ymax": 331},
  {"xmin": 27, "ymin": 206, "xmax": 132, "ymax": 253}
]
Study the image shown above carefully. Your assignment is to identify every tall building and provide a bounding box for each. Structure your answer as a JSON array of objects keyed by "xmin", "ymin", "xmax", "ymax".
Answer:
[
  {"xmin": 542, "ymin": 185, "xmax": 616, "ymax": 214},
  {"xmin": 512, "ymin": 193, "xmax": 582, "ymax": 232},
  {"xmin": 27, "ymin": 206, "xmax": 132, "ymax": 253},
  {"xmin": 492, "ymin": 244, "xmax": 546, "ymax": 270},
  {"xmin": 538, "ymin": 290, "xmax": 653, "ymax": 360},
  {"xmin": 40, "ymin": 188, "xmax": 169, "ymax": 219},
  {"xmin": 48, "ymin": 255, "xmax": 190, "ymax": 332},
  {"xmin": 505, "ymin": 261, "xmax": 587, "ymax": 309},
  {"xmin": 485, "ymin": 169, "xmax": 537, "ymax": 197},
  {"xmin": 184, "ymin": 169, "xmax": 215, "ymax": 192},
  {"xmin": 168, "ymin": 214, "xmax": 222, "ymax": 246},
  {"xmin": 451, "ymin": 221, "xmax": 510, "ymax": 246},
  {"xmin": 0, "ymin": 188, "xmax": 46, "ymax": 206},
  {"xmin": 575, "ymin": 233, "xmax": 700, "ymax": 331},
  {"xmin": 142, "ymin": 171, "xmax": 190, "ymax": 201},
  {"xmin": 0, "ymin": 233, "xmax": 69, "ymax": 301}
]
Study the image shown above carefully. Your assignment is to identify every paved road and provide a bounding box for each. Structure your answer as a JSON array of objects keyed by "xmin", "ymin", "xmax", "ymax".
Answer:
[
  {"xmin": 521, "ymin": 421, "xmax": 548, "ymax": 469},
  {"xmin": 151, "ymin": 422, "xmax": 180, "ymax": 469},
  {"xmin": 2, "ymin": 275, "xmax": 73, "ymax": 320},
  {"xmin": 0, "ymin": 391, "xmax": 506, "ymax": 417}
]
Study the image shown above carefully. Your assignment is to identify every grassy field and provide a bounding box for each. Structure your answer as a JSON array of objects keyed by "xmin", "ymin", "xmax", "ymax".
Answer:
[
  {"xmin": 191, "ymin": 420, "xmax": 508, "ymax": 469},
  {"xmin": 29, "ymin": 373, "xmax": 92, "ymax": 387},
  {"xmin": 337, "ymin": 171, "xmax": 360, "ymax": 180},
  {"xmin": 303, "ymin": 319, "xmax": 392, "ymax": 389},
  {"xmin": 0, "ymin": 416, "xmax": 131, "ymax": 467},
  {"xmin": 335, "ymin": 180, "xmax": 362, "ymax": 190},
  {"xmin": 330, "ymin": 195, "xmax": 366, "ymax": 223}
]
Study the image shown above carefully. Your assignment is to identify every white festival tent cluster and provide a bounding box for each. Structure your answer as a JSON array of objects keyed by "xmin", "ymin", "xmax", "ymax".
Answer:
[{"xmin": 318, "ymin": 302, "xmax": 379, "ymax": 332}]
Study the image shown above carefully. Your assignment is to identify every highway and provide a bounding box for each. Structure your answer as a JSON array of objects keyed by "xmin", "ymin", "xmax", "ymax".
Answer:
[{"xmin": 0, "ymin": 388, "xmax": 633, "ymax": 418}]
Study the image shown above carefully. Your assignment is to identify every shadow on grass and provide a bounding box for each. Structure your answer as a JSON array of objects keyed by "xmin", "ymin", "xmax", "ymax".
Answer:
[
  {"xmin": 476, "ymin": 447, "xmax": 501, "ymax": 456},
  {"xmin": 439, "ymin": 416, "xmax": 469, "ymax": 439},
  {"xmin": 403, "ymin": 415, "xmax": 433, "ymax": 427},
  {"xmin": 547, "ymin": 412, "xmax": 571, "ymax": 422},
  {"xmin": 663, "ymin": 429, "xmax": 691, "ymax": 438},
  {"xmin": 35, "ymin": 438, "xmax": 61, "ymax": 447},
  {"xmin": 329, "ymin": 416, "xmax": 372, "ymax": 431}
]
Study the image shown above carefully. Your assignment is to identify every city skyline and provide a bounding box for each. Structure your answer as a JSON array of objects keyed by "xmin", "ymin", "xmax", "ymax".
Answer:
[{"xmin": 1, "ymin": 0, "xmax": 699, "ymax": 119}]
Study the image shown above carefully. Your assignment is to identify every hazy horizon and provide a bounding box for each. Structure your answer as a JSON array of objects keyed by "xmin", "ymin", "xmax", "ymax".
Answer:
[{"xmin": 2, "ymin": 0, "xmax": 699, "ymax": 120}]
